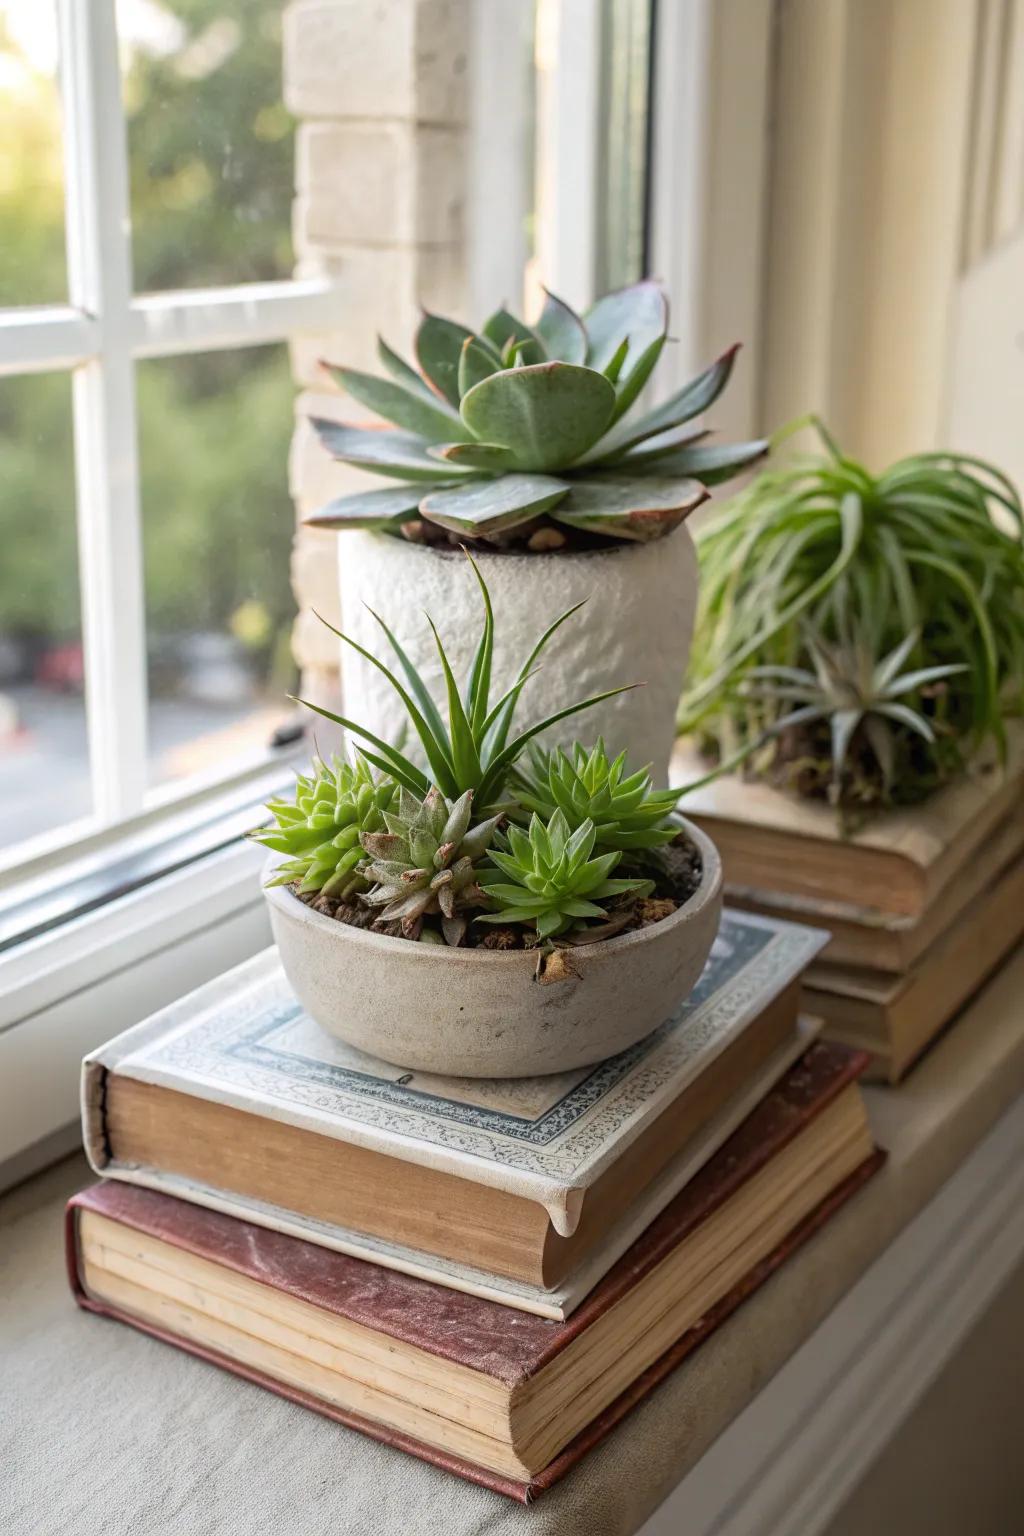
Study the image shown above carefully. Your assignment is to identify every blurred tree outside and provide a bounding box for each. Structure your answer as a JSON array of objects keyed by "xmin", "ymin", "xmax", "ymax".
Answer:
[{"xmin": 0, "ymin": 0, "xmax": 297, "ymax": 709}]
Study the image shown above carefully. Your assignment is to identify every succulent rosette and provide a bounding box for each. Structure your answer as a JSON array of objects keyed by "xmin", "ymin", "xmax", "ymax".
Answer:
[{"xmin": 306, "ymin": 282, "xmax": 767, "ymax": 546}]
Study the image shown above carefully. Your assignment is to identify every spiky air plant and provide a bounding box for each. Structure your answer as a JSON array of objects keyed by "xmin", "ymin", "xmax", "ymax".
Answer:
[
  {"xmin": 360, "ymin": 786, "xmax": 501, "ymax": 945},
  {"xmin": 509, "ymin": 739, "xmax": 682, "ymax": 852},
  {"xmin": 476, "ymin": 810, "xmax": 654, "ymax": 942},
  {"xmin": 680, "ymin": 420, "xmax": 1024, "ymax": 808},
  {"xmin": 295, "ymin": 551, "xmax": 638, "ymax": 809},
  {"xmin": 252, "ymin": 755, "xmax": 396, "ymax": 896},
  {"xmin": 742, "ymin": 627, "xmax": 967, "ymax": 806},
  {"xmin": 305, "ymin": 282, "xmax": 767, "ymax": 547}
]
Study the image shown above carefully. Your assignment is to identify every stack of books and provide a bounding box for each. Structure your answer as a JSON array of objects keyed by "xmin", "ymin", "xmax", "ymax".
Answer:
[
  {"xmin": 673, "ymin": 736, "xmax": 1024, "ymax": 1082},
  {"xmin": 69, "ymin": 910, "xmax": 882, "ymax": 1501}
]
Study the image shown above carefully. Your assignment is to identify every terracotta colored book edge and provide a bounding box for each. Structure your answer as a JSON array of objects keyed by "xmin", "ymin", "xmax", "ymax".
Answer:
[{"xmin": 66, "ymin": 1149, "xmax": 884, "ymax": 1503}]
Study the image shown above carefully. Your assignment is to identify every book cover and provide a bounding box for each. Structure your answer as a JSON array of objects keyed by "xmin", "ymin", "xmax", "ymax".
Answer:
[
  {"xmin": 671, "ymin": 731, "xmax": 1022, "ymax": 871},
  {"xmin": 69, "ymin": 1041, "xmax": 883, "ymax": 1503},
  {"xmin": 82, "ymin": 911, "xmax": 825, "ymax": 1309}
]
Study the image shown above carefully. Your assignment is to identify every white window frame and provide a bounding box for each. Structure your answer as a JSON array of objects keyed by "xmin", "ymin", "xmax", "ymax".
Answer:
[
  {"xmin": 0, "ymin": 0, "xmax": 349, "ymax": 1183},
  {"xmin": 0, "ymin": 0, "xmax": 341, "ymax": 864}
]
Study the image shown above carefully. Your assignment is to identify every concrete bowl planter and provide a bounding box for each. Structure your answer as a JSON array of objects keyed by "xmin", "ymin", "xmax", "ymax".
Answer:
[
  {"xmin": 336, "ymin": 529, "xmax": 698, "ymax": 787},
  {"xmin": 262, "ymin": 818, "xmax": 723, "ymax": 1078}
]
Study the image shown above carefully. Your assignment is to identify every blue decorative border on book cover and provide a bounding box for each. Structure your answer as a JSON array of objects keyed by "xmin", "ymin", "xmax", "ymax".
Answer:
[{"xmin": 222, "ymin": 916, "xmax": 771, "ymax": 1145}]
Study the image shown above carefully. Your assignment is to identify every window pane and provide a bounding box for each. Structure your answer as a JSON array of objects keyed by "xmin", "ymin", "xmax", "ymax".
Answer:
[
  {"xmin": 0, "ymin": 373, "xmax": 90, "ymax": 851},
  {"xmin": 122, "ymin": 0, "xmax": 295, "ymax": 292},
  {"xmin": 138, "ymin": 344, "xmax": 296, "ymax": 790},
  {"xmin": 0, "ymin": 0, "xmax": 67, "ymax": 305}
]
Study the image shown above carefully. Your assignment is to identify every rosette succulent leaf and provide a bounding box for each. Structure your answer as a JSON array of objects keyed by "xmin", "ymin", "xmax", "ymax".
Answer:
[
  {"xmin": 306, "ymin": 282, "xmax": 768, "ymax": 546},
  {"xmin": 253, "ymin": 756, "xmax": 397, "ymax": 896},
  {"xmin": 510, "ymin": 739, "xmax": 682, "ymax": 851},
  {"xmin": 360, "ymin": 785, "xmax": 502, "ymax": 944},
  {"xmin": 477, "ymin": 811, "xmax": 653, "ymax": 941}
]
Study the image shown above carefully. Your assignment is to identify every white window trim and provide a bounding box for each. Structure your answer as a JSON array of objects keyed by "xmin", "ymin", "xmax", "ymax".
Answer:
[{"xmin": 0, "ymin": 0, "xmax": 343, "ymax": 864}]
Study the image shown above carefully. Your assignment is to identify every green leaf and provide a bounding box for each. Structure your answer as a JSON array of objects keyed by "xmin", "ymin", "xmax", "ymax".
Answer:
[
  {"xmin": 420, "ymin": 473, "xmax": 570, "ymax": 535},
  {"xmin": 311, "ymin": 419, "xmax": 475, "ymax": 483},
  {"xmin": 464, "ymin": 549, "xmax": 495, "ymax": 733},
  {"xmin": 376, "ymin": 335, "xmax": 436, "ymax": 400},
  {"xmin": 478, "ymin": 684, "xmax": 642, "ymax": 806},
  {"xmin": 583, "ymin": 280, "xmax": 668, "ymax": 373},
  {"xmin": 290, "ymin": 697, "xmax": 431, "ymax": 796},
  {"xmin": 533, "ymin": 289, "xmax": 587, "ymax": 363},
  {"xmin": 602, "ymin": 336, "xmax": 631, "ymax": 384},
  {"xmin": 482, "ymin": 307, "xmax": 546, "ymax": 363},
  {"xmin": 363, "ymin": 605, "xmax": 448, "ymax": 744},
  {"xmin": 480, "ymin": 601, "xmax": 588, "ymax": 758},
  {"xmin": 324, "ymin": 365, "xmax": 467, "ymax": 444},
  {"xmin": 588, "ymin": 343, "xmax": 741, "ymax": 461},
  {"xmin": 311, "ymin": 611, "xmax": 458, "ymax": 796},
  {"xmin": 610, "ymin": 334, "xmax": 667, "ymax": 424},
  {"xmin": 430, "ymin": 441, "xmax": 519, "ymax": 471},
  {"xmin": 460, "ymin": 364, "xmax": 616, "ymax": 471},
  {"xmin": 553, "ymin": 474, "xmax": 707, "ymax": 542},
  {"xmin": 416, "ymin": 313, "xmax": 475, "ymax": 407},
  {"xmin": 425, "ymin": 616, "xmax": 482, "ymax": 789},
  {"xmin": 622, "ymin": 438, "xmax": 769, "ymax": 485},
  {"xmin": 304, "ymin": 484, "xmax": 424, "ymax": 531},
  {"xmin": 458, "ymin": 335, "xmax": 502, "ymax": 396}
]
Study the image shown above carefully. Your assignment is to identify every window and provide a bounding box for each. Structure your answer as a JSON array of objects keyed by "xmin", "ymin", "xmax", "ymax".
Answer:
[{"xmin": 0, "ymin": 0, "xmax": 337, "ymax": 873}]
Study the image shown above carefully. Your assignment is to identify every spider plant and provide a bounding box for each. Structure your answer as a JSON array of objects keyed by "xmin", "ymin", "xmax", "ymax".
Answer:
[{"xmin": 679, "ymin": 419, "xmax": 1024, "ymax": 805}]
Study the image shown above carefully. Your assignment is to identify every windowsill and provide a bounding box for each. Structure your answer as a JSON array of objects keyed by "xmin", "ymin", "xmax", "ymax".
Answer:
[
  {"xmin": 4, "ymin": 953, "xmax": 1023, "ymax": 1534},
  {"xmin": 0, "ymin": 751, "xmax": 307, "ymax": 1176}
]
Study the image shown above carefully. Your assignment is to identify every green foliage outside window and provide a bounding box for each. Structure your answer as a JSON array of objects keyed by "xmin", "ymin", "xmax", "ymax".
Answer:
[{"xmin": 0, "ymin": 0, "xmax": 296, "ymax": 684}]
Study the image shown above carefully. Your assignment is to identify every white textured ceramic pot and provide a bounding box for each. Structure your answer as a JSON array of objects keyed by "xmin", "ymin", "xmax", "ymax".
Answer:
[
  {"xmin": 336, "ymin": 529, "xmax": 698, "ymax": 786},
  {"xmin": 262, "ymin": 820, "xmax": 722, "ymax": 1078}
]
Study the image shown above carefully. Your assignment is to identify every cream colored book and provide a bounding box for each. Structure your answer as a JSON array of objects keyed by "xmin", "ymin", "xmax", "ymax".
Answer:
[
  {"xmin": 81, "ymin": 912, "xmax": 824, "ymax": 1319},
  {"xmin": 805, "ymin": 850, "xmax": 1024, "ymax": 1081},
  {"xmin": 671, "ymin": 728, "xmax": 1024, "ymax": 918},
  {"xmin": 725, "ymin": 801, "xmax": 1024, "ymax": 972}
]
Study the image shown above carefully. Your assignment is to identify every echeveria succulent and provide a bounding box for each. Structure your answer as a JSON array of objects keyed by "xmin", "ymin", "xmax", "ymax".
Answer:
[
  {"xmin": 510, "ymin": 739, "xmax": 682, "ymax": 852},
  {"xmin": 477, "ymin": 810, "xmax": 653, "ymax": 940},
  {"xmin": 306, "ymin": 282, "xmax": 767, "ymax": 546},
  {"xmin": 253, "ymin": 756, "xmax": 396, "ymax": 895},
  {"xmin": 360, "ymin": 785, "xmax": 501, "ymax": 944}
]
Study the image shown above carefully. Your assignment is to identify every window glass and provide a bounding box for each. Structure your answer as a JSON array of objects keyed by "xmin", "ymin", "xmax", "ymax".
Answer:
[
  {"xmin": 122, "ymin": 0, "xmax": 295, "ymax": 292},
  {"xmin": 0, "ymin": 1, "xmax": 67, "ymax": 305},
  {"xmin": 138, "ymin": 343, "xmax": 296, "ymax": 789},
  {"xmin": 0, "ymin": 373, "xmax": 89, "ymax": 852}
]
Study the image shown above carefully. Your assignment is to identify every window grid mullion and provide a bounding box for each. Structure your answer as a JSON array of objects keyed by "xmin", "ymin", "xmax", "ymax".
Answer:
[{"xmin": 59, "ymin": 0, "xmax": 149, "ymax": 822}]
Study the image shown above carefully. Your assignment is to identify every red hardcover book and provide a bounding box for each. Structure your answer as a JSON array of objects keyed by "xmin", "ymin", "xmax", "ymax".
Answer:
[{"xmin": 68, "ymin": 1042, "xmax": 883, "ymax": 1502}]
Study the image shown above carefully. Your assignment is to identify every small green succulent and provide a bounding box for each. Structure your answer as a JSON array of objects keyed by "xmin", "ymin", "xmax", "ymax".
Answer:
[
  {"xmin": 744, "ymin": 625, "xmax": 966, "ymax": 800},
  {"xmin": 360, "ymin": 785, "xmax": 501, "ymax": 944},
  {"xmin": 477, "ymin": 810, "xmax": 653, "ymax": 941},
  {"xmin": 253, "ymin": 756, "xmax": 396, "ymax": 896},
  {"xmin": 509, "ymin": 739, "xmax": 682, "ymax": 852},
  {"xmin": 296, "ymin": 551, "xmax": 637, "ymax": 809},
  {"xmin": 306, "ymin": 282, "xmax": 767, "ymax": 546}
]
